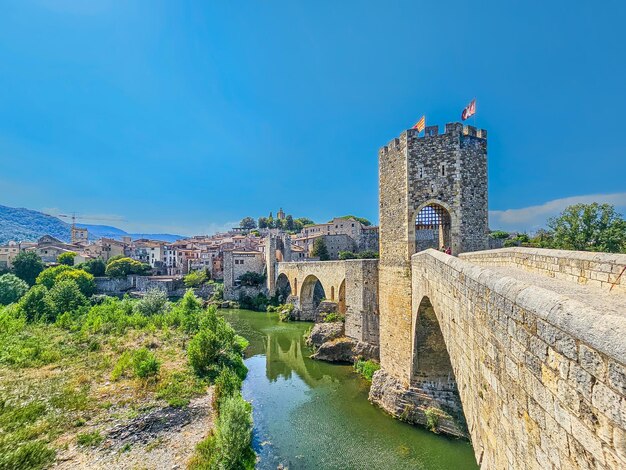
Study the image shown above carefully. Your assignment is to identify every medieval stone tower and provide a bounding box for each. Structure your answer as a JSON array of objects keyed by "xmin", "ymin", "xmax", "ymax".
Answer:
[
  {"xmin": 265, "ymin": 231, "xmax": 292, "ymax": 296},
  {"xmin": 378, "ymin": 122, "xmax": 488, "ymax": 380}
]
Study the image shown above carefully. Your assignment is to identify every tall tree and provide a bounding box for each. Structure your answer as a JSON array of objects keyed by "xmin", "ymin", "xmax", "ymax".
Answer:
[
  {"xmin": 285, "ymin": 215, "xmax": 295, "ymax": 231},
  {"xmin": 548, "ymin": 203, "xmax": 626, "ymax": 253},
  {"xmin": 12, "ymin": 251, "xmax": 45, "ymax": 286},
  {"xmin": 258, "ymin": 217, "xmax": 268, "ymax": 229},
  {"xmin": 239, "ymin": 217, "xmax": 257, "ymax": 230},
  {"xmin": 311, "ymin": 237, "xmax": 330, "ymax": 261}
]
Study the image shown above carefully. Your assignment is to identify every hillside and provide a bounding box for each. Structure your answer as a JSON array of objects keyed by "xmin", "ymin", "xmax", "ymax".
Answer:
[{"xmin": 0, "ymin": 205, "xmax": 183, "ymax": 244}]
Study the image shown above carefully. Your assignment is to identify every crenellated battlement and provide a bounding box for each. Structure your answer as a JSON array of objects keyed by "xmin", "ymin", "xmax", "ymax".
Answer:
[{"xmin": 379, "ymin": 122, "xmax": 487, "ymax": 155}]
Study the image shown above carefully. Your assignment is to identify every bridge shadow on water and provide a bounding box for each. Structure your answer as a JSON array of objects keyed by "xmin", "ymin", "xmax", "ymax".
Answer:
[{"xmin": 222, "ymin": 309, "xmax": 478, "ymax": 470}]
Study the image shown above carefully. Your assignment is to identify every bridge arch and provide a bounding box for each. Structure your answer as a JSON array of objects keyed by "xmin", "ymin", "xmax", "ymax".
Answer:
[
  {"xmin": 299, "ymin": 274, "xmax": 326, "ymax": 319},
  {"xmin": 276, "ymin": 273, "xmax": 292, "ymax": 303},
  {"xmin": 411, "ymin": 296, "xmax": 455, "ymax": 383}
]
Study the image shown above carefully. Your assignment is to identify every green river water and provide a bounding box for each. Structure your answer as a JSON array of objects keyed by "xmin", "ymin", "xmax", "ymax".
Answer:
[{"xmin": 221, "ymin": 309, "xmax": 478, "ymax": 470}]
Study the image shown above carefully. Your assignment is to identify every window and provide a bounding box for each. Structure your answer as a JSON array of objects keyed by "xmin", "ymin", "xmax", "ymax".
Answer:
[
  {"xmin": 418, "ymin": 166, "xmax": 424, "ymax": 179},
  {"xmin": 441, "ymin": 164, "xmax": 446, "ymax": 176}
]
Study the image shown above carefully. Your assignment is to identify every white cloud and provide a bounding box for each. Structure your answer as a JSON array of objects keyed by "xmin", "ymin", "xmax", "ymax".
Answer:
[{"xmin": 489, "ymin": 192, "xmax": 626, "ymax": 233}]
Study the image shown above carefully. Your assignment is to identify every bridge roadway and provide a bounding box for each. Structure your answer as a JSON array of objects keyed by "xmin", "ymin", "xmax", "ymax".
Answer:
[{"xmin": 478, "ymin": 265, "xmax": 624, "ymax": 318}]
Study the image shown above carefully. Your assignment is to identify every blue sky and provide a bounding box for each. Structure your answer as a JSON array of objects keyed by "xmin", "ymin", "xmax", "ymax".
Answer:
[{"xmin": 1, "ymin": 0, "xmax": 625, "ymax": 235}]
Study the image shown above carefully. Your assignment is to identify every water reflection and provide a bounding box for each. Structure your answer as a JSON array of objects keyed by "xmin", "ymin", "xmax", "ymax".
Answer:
[{"xmin": 222, "ymin": 309, "xmax": 478, "ymax": 470}]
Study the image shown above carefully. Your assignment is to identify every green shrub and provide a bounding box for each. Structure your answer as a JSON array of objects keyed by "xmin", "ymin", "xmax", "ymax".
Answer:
[
  {"xmin": 188, "ymin": 329, "xmax": 222, "ymax": 377},
  {"xmin": 213, "ymin": 394, "xmax": 254, "ymax": 469},
  {"xmin": 214, "ymin": 367, "xmax": 242, "ymax": 407},
  {"xmin": 17, "ymin": 285, "xmax": 52, "ymax": 322},
  {"xmin": 134, "ymin": 289, "xmax": 169, "ymax": 317},
  {"xmin": 424, "ymin": 407, "xmax": 440, "ymax": 432},
  {"xmin": 111, "ymin": 351, "xmax": 132, "ymax": 380},
  {"xmin": 323, "ymin": 312, "xmax": 345, "ymax": 323},
  {"xmin": 489, "ymin": 230, "xmax": 510, "ymax": 240},
  {"xmin": 76, "ymin": 431, "xmax": 104, "ymax": 447},
  {"xmin": 132, "ymin": 347, "xmax": 160, "ymax": 378},
  {"xmin": 354, "ymin": 359, "xmax": 380, "ymax": 381},
  {"xmin": 0, "ymin": 273, "xmax": 29, "ymax": 305},
  {"xmin": 45, "ymin": 279, "xmax": 88, "ymax": 319},
  {"xmin": 190, "ymin": 394, "xmax": 254, "ymax": 470}
]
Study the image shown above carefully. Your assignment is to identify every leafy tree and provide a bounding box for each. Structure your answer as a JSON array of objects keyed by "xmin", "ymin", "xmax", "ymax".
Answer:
[
  {"xmin": 78, "ymin": 258, "xmax": 106, "ymax": 276},
  {"xmin": 56, "ymin": 269, "xmax": 96, "ymax": 296},
  {"xmin": 337, "ymin": 215, "xmax": 372, "ymax": 226},
  {"xmin": 239, "ymin": 217, "xmax": 257, "ymax": 230},
  {"xmin": 12, "ymin": 251, "xmax": 44, "ymax": 286},
  {"xmin": 57, "ymin": 251, "xmax": 77, "ymax": 266},
  {"xmin": 311, "ymin": 237, "xmax": 330, "ymax": 261},
  {"xmin": 257, "ymin": 217, "xmax": 268, "ymax": 229},
  {"xmin": 267, "ymin": 215, "xmax": 275, "ymax": 229},
  {"xmin": 17, "ymin": 284, "xmax": 53, "ymax": 322},
  {"xmin": 285, "ymin": 215, "xmax": 295, "ymax": 231},
  {"xmin": 184, "ymin": 270, "xmax": 209, "ymax": 287},
  {"xmin": 529, "ymin": 229, "xmax": 554, "ymax": 248},
  {"xmin": 106, "ymin": 254, "xmax": 126, "ymax": 265},
  {"xmin": 489, "ymin": 230, "xmax": 510, "ymax": 240},
  {"xmin": 238, "ymin": 271, "xmax": 265, "ymax": 286},
  {"xmin": 36, "ymin": 265, "xmax": 73, "ymax": 289},
  {"xmin": 548, "ymin": 203, "xmax": 626, "ymax": 253},
  {"xmin": 0, "ymin": 273, "xmax": 29, "ymax": 305},
  {"xmin": 294, "ymin": 217, "xmax": 315, "ymax": 231},
  {"xmin": 46, "ymin": 279, "xmax": 88, "ymax": 318},
  {"xmin": 105, "ymin": 257, "xmax": 151, "ymax": 277}
]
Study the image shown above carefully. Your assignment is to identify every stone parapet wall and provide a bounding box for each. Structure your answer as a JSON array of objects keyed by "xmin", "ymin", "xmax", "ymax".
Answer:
[
  {"xmin": 460, "ymin": 247, "xmax": 626, "ymax": 293},
  {"xmin": 400, "ymin": 249, "xmax": 626, "ymax": 469}
]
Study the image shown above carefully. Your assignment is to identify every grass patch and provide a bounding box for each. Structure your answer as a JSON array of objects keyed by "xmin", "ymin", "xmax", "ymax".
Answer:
[{"xmin": 156, "ymin": 371, "xmax": 205, "ymax": 407}]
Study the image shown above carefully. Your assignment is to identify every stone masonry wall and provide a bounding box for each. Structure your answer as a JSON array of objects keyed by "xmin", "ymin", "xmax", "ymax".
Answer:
[
  {"xmin": 344, "ymin": 259, "xmax": 379, "ymax": 345},
  {"xmin": 461, "ymin": 247, "xmax": 626, "ymax": 294},
  {"xmin": 388, "ymin": 249, "xmax": 626, "ymax": 469}
]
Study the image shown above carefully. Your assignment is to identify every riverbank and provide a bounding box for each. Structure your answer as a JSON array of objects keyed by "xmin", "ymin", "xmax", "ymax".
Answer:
[{"xmin": 0, "ymin": 289, "xmax": 250, "ymax": 470}]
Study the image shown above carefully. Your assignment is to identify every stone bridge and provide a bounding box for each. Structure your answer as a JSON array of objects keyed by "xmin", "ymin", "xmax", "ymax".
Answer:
[
  {"xmin": 371, "ymin": 247, "xmax": 626, "ymax": 469},
  {"xmin": 276, "ymin": 259, "xmax": 379, "ymax": 345}
]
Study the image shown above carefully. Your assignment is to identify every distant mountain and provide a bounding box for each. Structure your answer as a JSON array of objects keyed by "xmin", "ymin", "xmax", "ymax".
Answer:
[{"xmin": 0, "ymin": 204, "xmax": 183, "ymax": 244}]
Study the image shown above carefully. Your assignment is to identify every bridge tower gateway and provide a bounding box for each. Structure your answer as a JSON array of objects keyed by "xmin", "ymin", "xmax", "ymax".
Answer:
[
  {"xmin": 377, "ymin": 122, "xmax": 488, "ymax": 383},
  {"xmin": 265, "ymin": 231, "xmax": 292, "ymax": 296}
]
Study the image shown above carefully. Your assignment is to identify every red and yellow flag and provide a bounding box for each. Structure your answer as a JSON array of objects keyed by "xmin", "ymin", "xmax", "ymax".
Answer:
[{"xmin": 413, "ymin": 115, "xmax": 426, "ymax": 132}]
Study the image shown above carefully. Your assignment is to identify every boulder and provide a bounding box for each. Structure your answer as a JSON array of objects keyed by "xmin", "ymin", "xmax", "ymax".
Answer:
[
  {"xmin": 311, "ymin": 337, "xmax": 356, "ymax": 363},
  {"xmin": 306, "ymin": 322, "xmax": 344, "ymax": 348}
]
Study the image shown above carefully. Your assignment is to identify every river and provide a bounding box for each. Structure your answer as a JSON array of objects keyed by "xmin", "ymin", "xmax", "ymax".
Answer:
[{"xmin": 221, "ymin": 309, "xmax": 478, "ymax": 470}]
